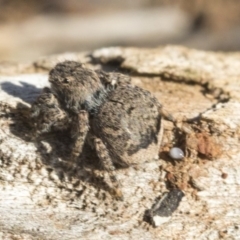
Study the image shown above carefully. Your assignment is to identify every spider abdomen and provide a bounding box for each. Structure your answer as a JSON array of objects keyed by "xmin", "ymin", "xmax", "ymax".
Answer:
[{"xmin": 92, "ymin": 84, "xmax": 163, "ymax": 166}]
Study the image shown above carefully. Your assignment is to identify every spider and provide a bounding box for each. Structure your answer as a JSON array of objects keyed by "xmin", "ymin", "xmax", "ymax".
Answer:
[{"xmin": 31, "ymin": 61, "xmax": 164, "ymax": 200}]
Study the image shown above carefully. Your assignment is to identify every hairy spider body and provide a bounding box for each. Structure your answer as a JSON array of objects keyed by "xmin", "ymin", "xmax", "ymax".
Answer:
[
  {"xmin": 32, "ymin": 61, "xmax": 163, "ymax": 199},
  {"xmin": 49, "ymin": 61, "xmax": 106, "ymax": 114},
  {"xmin": 91, "ymin": 84, "xmax": 162, "ymax": 167}
]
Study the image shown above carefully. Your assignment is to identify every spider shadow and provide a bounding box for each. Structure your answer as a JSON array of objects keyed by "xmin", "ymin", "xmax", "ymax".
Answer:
[
  {"xmin": 1, "ymin": 81, "xmax": 111, "ymax": 197},
  {"xmin": 32, "ymin": 129, "xmax": 113, "ymax": 194},
  {"xmin": 0, "ymin": 81, "xmax": 43, "ymax": 104},
  {"xmin": 7, "ymin": 103, "xmax": 114, "ymax": 196},
  {"xmin": 8, "ymin": 104, "xmax": 113, "ymax": 195}
]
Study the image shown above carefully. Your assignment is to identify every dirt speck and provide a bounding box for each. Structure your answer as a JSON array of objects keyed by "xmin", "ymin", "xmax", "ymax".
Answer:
[
  {"xmin": 221, "ymin": 172, "xmax": 228, "ymax": 179},
  {"xmin": 195, "ymin": 132, "xmax": 222, "ymax": 159}
]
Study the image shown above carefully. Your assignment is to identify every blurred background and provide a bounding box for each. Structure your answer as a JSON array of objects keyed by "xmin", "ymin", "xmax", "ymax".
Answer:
[{"xmin": 1, "ymin": 0, "xmax": 240, "ymax": 62}]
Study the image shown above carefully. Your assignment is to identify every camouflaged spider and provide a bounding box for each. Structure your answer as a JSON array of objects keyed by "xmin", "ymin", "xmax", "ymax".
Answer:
[{"xmin": 31, "ymin": 61, "xmax": 163, "ymax": 200}]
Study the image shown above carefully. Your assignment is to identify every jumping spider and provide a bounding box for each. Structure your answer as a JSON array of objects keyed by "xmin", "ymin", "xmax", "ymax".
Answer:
[{"xmin": 31, "ymin": 61, "xmax": 164, "ymax": 200}]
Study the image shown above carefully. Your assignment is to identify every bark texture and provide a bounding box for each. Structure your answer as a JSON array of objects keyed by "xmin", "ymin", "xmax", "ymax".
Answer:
[{"xmin": 0, "ymin": 46, "xmax": 240, "ymax": 239}]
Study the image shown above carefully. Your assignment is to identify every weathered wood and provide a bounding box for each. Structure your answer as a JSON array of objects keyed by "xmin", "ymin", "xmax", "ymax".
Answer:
[{"xmin": 0, "ymin": 46, "xmax": 240, "ymax": 239}]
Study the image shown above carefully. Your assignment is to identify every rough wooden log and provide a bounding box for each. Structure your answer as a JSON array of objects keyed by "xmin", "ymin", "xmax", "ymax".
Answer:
[{"xmin": 0, "ymin": 46, "xmax": 240, "ymax": 239}]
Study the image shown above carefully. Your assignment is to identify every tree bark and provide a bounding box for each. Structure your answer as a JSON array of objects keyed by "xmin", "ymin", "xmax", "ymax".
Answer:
[{"xmin": 0, "ymin": 46, "xmax": 240, "ymax": 239}]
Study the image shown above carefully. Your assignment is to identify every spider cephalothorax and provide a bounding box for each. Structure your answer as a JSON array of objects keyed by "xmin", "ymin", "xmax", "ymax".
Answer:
[
  {"xmin": 31, "ymin": 61, "xmax": 163, "ymax": 200},
  {"xmin": 49, "ymin": 61, "xmax": 106, "ymax": 114}
]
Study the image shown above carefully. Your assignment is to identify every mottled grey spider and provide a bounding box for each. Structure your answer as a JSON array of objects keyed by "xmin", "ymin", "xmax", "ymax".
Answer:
[{"xmin": 31, "ymin": 61, "xmax": 163, "ymax": 199}]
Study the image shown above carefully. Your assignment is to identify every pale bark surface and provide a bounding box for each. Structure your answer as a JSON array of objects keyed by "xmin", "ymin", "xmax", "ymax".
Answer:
[{"xmin": 0, "ymin": 46, "xmax": 240, "ymax": 239}]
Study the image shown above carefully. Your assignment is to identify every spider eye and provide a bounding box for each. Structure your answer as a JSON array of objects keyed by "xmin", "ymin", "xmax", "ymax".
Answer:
[{"xmin": 63, "ymin": 78, "xmax": 69, "ymax": 84}]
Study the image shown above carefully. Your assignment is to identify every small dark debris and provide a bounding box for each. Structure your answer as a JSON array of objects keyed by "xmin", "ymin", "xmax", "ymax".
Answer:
[
  {"xmin": 221, "ymin": 172, "xmax": 228, "ymax": 179},
  {"xmin": 145, "ymin": 189, "xmax": 184, "ymax": 227}
]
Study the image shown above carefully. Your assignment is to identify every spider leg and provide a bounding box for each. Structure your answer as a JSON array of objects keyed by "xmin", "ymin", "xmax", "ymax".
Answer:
[
  {"xmin": 70, "ymin": 110, "xmax": 89, "ymax": 164},
  {"xmin": 94, "ymin": 137, "xmax": 123, "ymax": 200},
  {"xmin": 31, "ymin": 90, "xmax": 69, "ymax": 137}
]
